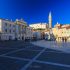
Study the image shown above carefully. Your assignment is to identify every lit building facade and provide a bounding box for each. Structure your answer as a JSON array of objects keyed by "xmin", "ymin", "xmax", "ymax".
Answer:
[
  {"xmin": 0, "ymin": 19, "xmax": 16, "ymax": 40},
  {"xmin": 0, "ymin": 18, "xmax": 33, "ymax": 41},
  {"xmin": 29, "ymin": 23, "xmax": 48, "ymax": 29},
  {"xmin": 53, "ymin": 23, "xmax": 70, "ymax": 42},
  {"xmin": 25, "ymin": 27, "xmax": 33, "ymax": 40},
  {"xmin": 15, "ymin": 19, "xmax": 27, "ymax": 40}
]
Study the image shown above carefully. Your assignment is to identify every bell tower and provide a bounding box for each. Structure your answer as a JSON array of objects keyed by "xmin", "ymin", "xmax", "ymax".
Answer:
[{"xmin": 48, "ymin": 12, "xmax": 52, "ymax": 28}]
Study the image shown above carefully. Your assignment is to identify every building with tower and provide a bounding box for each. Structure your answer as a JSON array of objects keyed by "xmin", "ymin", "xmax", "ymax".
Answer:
[{"xmin": 29, "ymin": 11, "xmax": 54, "ymax": 40}]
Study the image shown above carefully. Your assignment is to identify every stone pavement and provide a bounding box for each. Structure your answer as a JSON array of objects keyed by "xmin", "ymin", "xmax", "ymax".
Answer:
[
  {"xmin": 31, "ymin": 40, "xmax": 70, "ymax": 53},
  {"xmin": 0, "ymin": 41, "xmax": 70, "ymax": 70}
]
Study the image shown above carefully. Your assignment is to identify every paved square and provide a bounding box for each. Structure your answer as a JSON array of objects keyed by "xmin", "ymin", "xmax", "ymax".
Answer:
[
  {"xmin": 36, "ymin": 51, "xmax": 70, "ymax": 65},
  {"xmin": 0, "ymin": 48, "xmax": 16, "ymax": 55},
  {"xmin": 0, "ymin": 41, "xmax": 70, "ymax": 70},
  {"xmin": 26, "ymin": 62, "xmax": 70, "ymax": 70},
  {"xmin": 7, "ymin": 50, "xmax": 40, "ymax": 59},
  {"xmin": 0, "ymin": 57, "xmax": 29, "ymax": 70}
]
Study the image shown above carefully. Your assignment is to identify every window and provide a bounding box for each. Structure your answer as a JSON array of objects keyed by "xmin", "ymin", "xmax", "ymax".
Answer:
[
  {"xmin": 10, "ymin": 24, "xmax": 11, "ymax": 27},
  {"xmin": 9, "ymin": 30, "xmax": 11, "ymax": 33},
  {"xmin": 5, "ymin": 23, "xmax": 7, "ymax": 26},
  {"xmin": 5, "ymin": 29, "xmax": 7, "ymax": 32},
  {"xmin": 13, "ymin": 25, "xmax": 15, "ymax": 27},
  {"xmin": 9, "ymin": 36, "xmax": 12, "ymax": 40},
  {"xmin": 13, "ymin": 30, "xmax": 15, "ymax": 32}
]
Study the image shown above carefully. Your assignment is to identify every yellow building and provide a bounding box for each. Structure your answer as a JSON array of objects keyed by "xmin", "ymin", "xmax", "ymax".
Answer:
[{"xmin": 53, "ymin": 23, "xmax": 70, "ymax": 42}]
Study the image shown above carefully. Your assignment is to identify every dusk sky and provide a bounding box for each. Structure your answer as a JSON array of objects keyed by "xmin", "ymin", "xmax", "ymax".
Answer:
[{"xmin": 0, "ymin": 0, "xmax": 70, "ymax": 26}]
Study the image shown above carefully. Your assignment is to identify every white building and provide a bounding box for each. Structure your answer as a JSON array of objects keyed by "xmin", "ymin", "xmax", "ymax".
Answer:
[
  {"xmin": 33, "ymin": 31, "xmax": 42, "ymax": 39},
  {"xmin": 0, "ymin": 18, "xmax": 33, "ymax": 41},
  {"xmin": 0, "ymin": 19, "xmax": 15, "ymax": 40},
  {"xmin": 25, "ymin": 27, "xmax": 33, "ymax": 40},
  {"xmin": 15, "ymin": 19, "xmax": 27, "ymax": 40},
  {"xmin": 29, "ymin": 23, "xmax": 48, "ymax": 29},
  {"xmin": 44, "ymin": 29, "xmax": 55, "ymax": 41}
]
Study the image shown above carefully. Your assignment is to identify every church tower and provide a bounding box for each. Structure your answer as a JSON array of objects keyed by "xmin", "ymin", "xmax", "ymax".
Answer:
[{"xmin": 48, "ymin": 12, "xmax": 52, "ymax": 28}]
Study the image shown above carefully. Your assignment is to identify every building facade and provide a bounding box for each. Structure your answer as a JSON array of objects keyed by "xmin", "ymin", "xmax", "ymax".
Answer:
[
  {"xmin": 29, "ymin": 23, "xmax": 48, "ymax": 29},
  {"xmin": 25, "ymin": 27, "xmax": 33, "ymax": 40},
  {"xmin": 0, "ymin": 19, "xmax": 16, "ymax": 40},
  {"xmin": 15, "ymin": 19, "xmax": 27, "ymax": 40},
  {"xmin": 53, "ymin": 23, "xmax": 70, "ymax": 42},
  {"xmin": 0, "ymin": 18, "xmax": 33, "ymax": 41}
]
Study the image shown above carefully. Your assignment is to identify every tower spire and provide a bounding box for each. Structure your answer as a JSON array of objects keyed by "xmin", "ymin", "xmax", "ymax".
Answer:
[{"xmin": 48, "ymin": 11, "xmax": 52, "ymax": 28}]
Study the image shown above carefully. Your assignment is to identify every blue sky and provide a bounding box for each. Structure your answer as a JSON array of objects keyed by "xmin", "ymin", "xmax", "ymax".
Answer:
[{"xmin": 0, "ymin": 0, "xmax": 70, "ymax": 26}]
